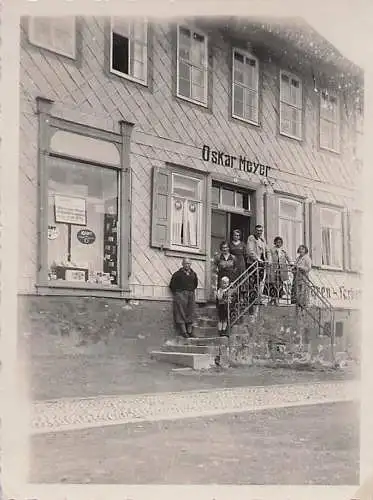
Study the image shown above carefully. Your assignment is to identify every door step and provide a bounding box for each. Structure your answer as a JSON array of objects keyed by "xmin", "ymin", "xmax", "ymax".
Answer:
[{"xmin": 150, "ymin": 351, "xmax": 214, "ymax": 370}]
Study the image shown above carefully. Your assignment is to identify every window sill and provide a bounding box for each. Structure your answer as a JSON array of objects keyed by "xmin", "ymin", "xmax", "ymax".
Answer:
[
  {"xmin": 165, "ymin": 248, "xmax": 207, "ymax": 260},
  {"xmin": 314, "ymin": 265, "xmax": 347, "ymax": 273},
  {"xmin": 319, "ymin": 144, "xmax": 341, "ymax": 155},
  {"xmin": 232, "ymin": 113, "xmax": 260, "ymax": 128},
  {"xmin": 36, "ymin": 281, "xmax": 130, "ymax": 297},
  {"xmin": 279, "ymin": 130, "xmax": 302, "ymax": 142},
  {"xmin": 109, "ymin": 68, "xmax": 148, "ymax": 87},
  {"xmin": 28, "ymin": 40, "xmax": 77, "ymax": 60},
  {"xmin": 176, "ymin": 93, "xmax": 208, "ymax": 109}
]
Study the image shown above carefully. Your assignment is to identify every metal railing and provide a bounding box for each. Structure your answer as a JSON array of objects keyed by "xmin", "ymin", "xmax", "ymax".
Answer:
[{"xmin": 222, "ymin": 262, "xmax": 336, "ymax": 361}]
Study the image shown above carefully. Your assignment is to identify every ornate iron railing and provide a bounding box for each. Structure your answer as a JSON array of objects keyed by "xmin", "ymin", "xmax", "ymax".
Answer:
[{"xmin": 222, "ymin": 261, "xmax": 336, "ymax": 361}]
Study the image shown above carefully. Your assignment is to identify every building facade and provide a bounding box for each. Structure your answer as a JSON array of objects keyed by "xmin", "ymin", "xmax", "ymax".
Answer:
[{"xmin": 19, "ymin": 16, "xmax": 363, "ymax": 348}]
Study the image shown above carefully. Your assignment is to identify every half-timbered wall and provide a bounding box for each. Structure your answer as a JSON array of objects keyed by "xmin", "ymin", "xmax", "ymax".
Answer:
[{"xmin": 19, "ymin": 17, "xmax": 362, "ymax": 303}]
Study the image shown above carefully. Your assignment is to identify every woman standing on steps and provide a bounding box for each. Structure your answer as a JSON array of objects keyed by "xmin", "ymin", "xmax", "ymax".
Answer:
[
  {"xmin": 229, "ymin": 229, "xmax": 248, "ymax": 278},
  {"xmin": 213, "ymin": 241, "xmax": 238, "ymax": 288},
  {"xmin": 291, "ymin": 244, "xmax": 312, "ymax": 308},
  {"xmin": 267, "ymin": 236, "xmax": 291, "ymax": 305}
]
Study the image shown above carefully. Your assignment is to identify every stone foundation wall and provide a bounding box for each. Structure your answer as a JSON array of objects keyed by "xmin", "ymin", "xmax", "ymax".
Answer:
[{"xmin": 18, "ymin": 295, "xmax": 175, "ymax": 349}]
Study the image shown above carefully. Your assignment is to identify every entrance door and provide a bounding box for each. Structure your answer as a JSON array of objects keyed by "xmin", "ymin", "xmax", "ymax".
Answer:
[
  {"xmin": 210, "ymin": 210, "xmax": 251, "ymax": 299},
  {"xmin": 211, "ymin": 210, "xmax": 228, "ymax": 257},
  {"xmin": 230, "ymin": 212, "xmax": 251, "ymax": 244}
]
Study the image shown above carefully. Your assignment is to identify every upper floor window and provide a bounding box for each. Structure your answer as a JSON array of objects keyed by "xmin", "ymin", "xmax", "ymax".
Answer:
[
  {"xmin": 176, "ymin": 26, "xmax": 208, "ymax": 106},
  {"xmin": 232, "ymin": 49, "xmax": 259, "ymax": 125},
  {"xmin": 28, "ymin": 16, "xmax": 76, "ymax": 59},
  {"xmin": 320, "ymin": 90, "xmax": 340, "ymax": 153},
  {"xmin": 279, "ymin": 71, "xmax": 302, "ymax": 140},
  {"xmin": 278, "ymin": 198, "xmax": 304, "ymax": 262},
  {"xmin": 320, "ymin": 206, "xmax": 343, "ymax": 269},
  {"xmin": 110, "ymin": 18, "xmax": 148, "ymax": 85}
]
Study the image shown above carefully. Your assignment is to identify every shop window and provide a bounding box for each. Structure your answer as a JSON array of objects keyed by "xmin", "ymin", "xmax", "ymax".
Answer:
[
  {"xmin": 176, "ymin": 25, "xmax": 208, "ymax": 106},
  {"xmin": 151, "ymin": 166, "xmax": 207, "ymax": 253},
  {"xmin": 278, "ymin": 198, "xmax": 304, "ymax": 262},
  {"xmin": 110, "ymin": 18, "xmax": 148, "ymax": 84},
  {"xmin": 320, "ymin": 206, "xmax": 343, "ymax": 269},
  {"xmin": 232, "ymin": 49, "xmax": 259, "ymax": 125},
  {"xmin": 279, "ymin": 71, "xmax": 302, "ymax": 140},
  {"xmin": 28, "ymin": 16, "xmax": 76, "ymax": 59},
  {"xmin": 320, "ymin": 90, "xmax": 340, "ymax": 153},
  {"xmin": 47, "ymin": 157, "xmax": 120, "ymax": 286}
]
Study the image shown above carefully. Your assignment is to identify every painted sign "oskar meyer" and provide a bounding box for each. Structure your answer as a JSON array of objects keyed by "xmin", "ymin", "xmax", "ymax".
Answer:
[{"xmin": 202, "ymin": 144, "xmax": 270, "ymax": 177}]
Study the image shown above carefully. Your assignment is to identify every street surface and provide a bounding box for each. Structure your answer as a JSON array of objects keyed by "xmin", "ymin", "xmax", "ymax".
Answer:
[{"xmin": 30, "ymin": 401, "xmax": 359, "ymax": 485}]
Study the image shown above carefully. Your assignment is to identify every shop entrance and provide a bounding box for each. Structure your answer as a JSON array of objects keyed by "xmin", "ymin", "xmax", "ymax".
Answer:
[
  {"xmin": 211, "ymin": 211, "xmax": 251, "ymax": 257},
  {"xmin": 209, "ymin": 182, "xmax": 254, "ymax": 298}
]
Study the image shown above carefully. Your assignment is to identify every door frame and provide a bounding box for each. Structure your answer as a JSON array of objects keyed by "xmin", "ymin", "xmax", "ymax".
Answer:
[{"xmin": 205, "ymin": 175, "xmax": 257, "ymax": 302}]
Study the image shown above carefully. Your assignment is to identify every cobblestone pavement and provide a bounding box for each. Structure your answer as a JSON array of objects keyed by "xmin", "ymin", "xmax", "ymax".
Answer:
[{"xmin": 32, "ymin": 380, "xmax": 358, "ymax": 435}]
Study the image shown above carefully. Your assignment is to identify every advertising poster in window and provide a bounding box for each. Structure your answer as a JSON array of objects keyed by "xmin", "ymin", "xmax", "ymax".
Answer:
[{"xmin": 54, "ymin": 194, "xmax": 87, "ymax": 226}]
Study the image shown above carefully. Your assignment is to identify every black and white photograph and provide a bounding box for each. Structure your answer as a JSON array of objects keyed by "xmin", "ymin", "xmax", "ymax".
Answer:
[{"xmin": 1, "ymin": 0, "xmax": 371, "ymax": 497}]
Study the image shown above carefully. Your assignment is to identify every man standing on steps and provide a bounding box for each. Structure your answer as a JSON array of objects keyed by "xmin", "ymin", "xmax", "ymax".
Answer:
[
  {"xmin": 169, "ymin": 258, "xmax": 198, "ymax": 338},
  {"xmin": 247, "ymin": 224, "xmax": 272, "ymax": 312}
]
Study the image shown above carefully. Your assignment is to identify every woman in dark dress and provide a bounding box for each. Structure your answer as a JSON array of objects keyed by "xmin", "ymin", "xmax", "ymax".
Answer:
[
  {"xmin": 229, "ymin": 229, "xmax": 248, "ymax": 278},
  {"xmin": 213, "ymin": 241, "xmax": 237, "ymax": 287}
]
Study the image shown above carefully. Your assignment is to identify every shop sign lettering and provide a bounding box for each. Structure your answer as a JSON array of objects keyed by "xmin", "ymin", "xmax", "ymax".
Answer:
[
  {"xmin": 77, "ymin": 229, "xmax": 96, "ymax": 245},
  {"xmin": 311, "ymin": 285, "xmax": 362, "ymax": 302},
  {"xmin": 202, "ymin": 144, "xmax": 270, "ymax": 177}
]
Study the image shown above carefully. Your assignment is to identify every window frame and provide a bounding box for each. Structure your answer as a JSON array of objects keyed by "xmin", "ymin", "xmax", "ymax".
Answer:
[
  {"xmin": 319, "ymin": 205, "xmax": 344, "ymax": 271},
  {"xmin": 319, "ymin": 90, "xmax": 341, "ymax": 154},
  {"xmin": 109, "ymin": 17, "xmax": 149, "ymax": 86},
  {"xmin": 36, "ymin": 97, "xmax": 134, "ymax": 292},
  {"xmin": 212, "ymin": 182, "xmax": 253, "ymax": 214},
  {"xmin": 176, "ymin": 24, "xmax": 209, "ymax": 108},
  {"xmin": 278, "ymin": 197, "xmax": 305, "ymax": 262},
  {"xmin": 279, "ymin": 70, "xmax": 303, "ymax": 141},
  {"xmin": 170, "ymin": 172, "xmax": 204, "ymax": 251},
  {"xmin": 231, "ymin": 48, "xmax": 260, "ymax": 126},
  {"xmin": 28, "ymin": 16, "xmax": 77, "ymax": 59}
]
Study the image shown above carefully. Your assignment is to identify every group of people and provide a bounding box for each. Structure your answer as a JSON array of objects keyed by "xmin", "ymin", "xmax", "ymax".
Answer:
[{"xmin": 169, "ymin": 223, "xmax": 312, "ymax": 338}]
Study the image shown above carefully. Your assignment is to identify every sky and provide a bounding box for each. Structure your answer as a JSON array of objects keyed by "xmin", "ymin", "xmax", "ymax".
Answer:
[{"xmin": 294, "ymin": 1, "xmax": 371, "ymax": 69}]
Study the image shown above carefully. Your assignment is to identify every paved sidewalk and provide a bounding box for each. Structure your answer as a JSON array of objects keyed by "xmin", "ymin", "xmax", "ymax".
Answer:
[{"xmin": 31, "ymin": 380, "xmax": 358, "ymax": 435}]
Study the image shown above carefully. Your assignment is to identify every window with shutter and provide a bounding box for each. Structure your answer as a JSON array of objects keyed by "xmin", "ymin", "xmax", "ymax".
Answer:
[
  {"xmin": 28, "ymin": 16, "xmax": 76, "ymax": 58},
  {"xmin": 151, "ymin": 166, "xmax": 207, "ymax": 252},
  {"xmin": 232, "ymin": 49, "xmax": 259, "ymax": 125},
  {"xmin": 278, "ymin": 198, "xmax": 304, "ymax": 262},
  {"xmin": 320, "ymin": 206, "xmax": 343, "ymax": 269},
  {"xmin": 279, "ymin": 71, "xmax": 302, "ymax": 140},
  {"xmin": 320, "ymin": 91, "xmax": 340, "ymax": 153},
  {"xmin": 176, "ymin": 25, "xmax": 208, "ymax": 106},
  {"xmin": 151, "ymin": 167, "xmax": 171, "ymax": 249},
  {"xmin": 110, "ymin": 18, "xmax": 148, "ymax": 84}
]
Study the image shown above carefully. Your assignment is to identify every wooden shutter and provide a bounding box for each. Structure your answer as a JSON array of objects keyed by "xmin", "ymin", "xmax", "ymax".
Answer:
[
  {"xmin": 310, "ymin": 203, "xmax": 321, "ymax": 266},
  {"xmin": 151, "ymin": 166, "xmax": 171, "ymax": 249},
  {"xmin": 349, "ymin": 210, "xmax": 362, "ymax": 272},
  {"xmin": 264, "ymin": 192, "xmax": 278, "ymax": 245}
]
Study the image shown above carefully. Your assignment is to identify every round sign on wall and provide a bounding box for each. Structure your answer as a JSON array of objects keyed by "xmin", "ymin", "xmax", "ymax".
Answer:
[{"xmin": 77, "ymin": 229, "xmax": 96, "ymax": 245}]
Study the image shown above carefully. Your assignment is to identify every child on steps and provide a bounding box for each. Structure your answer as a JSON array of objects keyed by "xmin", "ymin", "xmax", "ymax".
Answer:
[{"xmin": 216, "ymin": 276, "xmax": 231, "ymax": 337}]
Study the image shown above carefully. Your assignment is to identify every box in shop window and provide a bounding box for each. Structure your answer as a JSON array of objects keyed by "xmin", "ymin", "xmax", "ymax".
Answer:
[{"xmin": 55, "ymin": 266, "xmax": 89, "ymax": 282}]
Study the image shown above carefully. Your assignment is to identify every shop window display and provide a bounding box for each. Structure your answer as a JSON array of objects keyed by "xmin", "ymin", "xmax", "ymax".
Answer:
[{"xmin": 47, "ymin": 157, "xmax": 119, "ymax": 286}]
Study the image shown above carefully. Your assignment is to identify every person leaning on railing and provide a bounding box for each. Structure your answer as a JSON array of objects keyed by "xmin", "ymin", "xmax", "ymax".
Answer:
[
  {"xmin": 246, "ymin": 224, "xmax": 272, "ymax": 306},
  {"xmin": 290, "ymin": 244, "xmax": 312, "ymax": 309}
]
